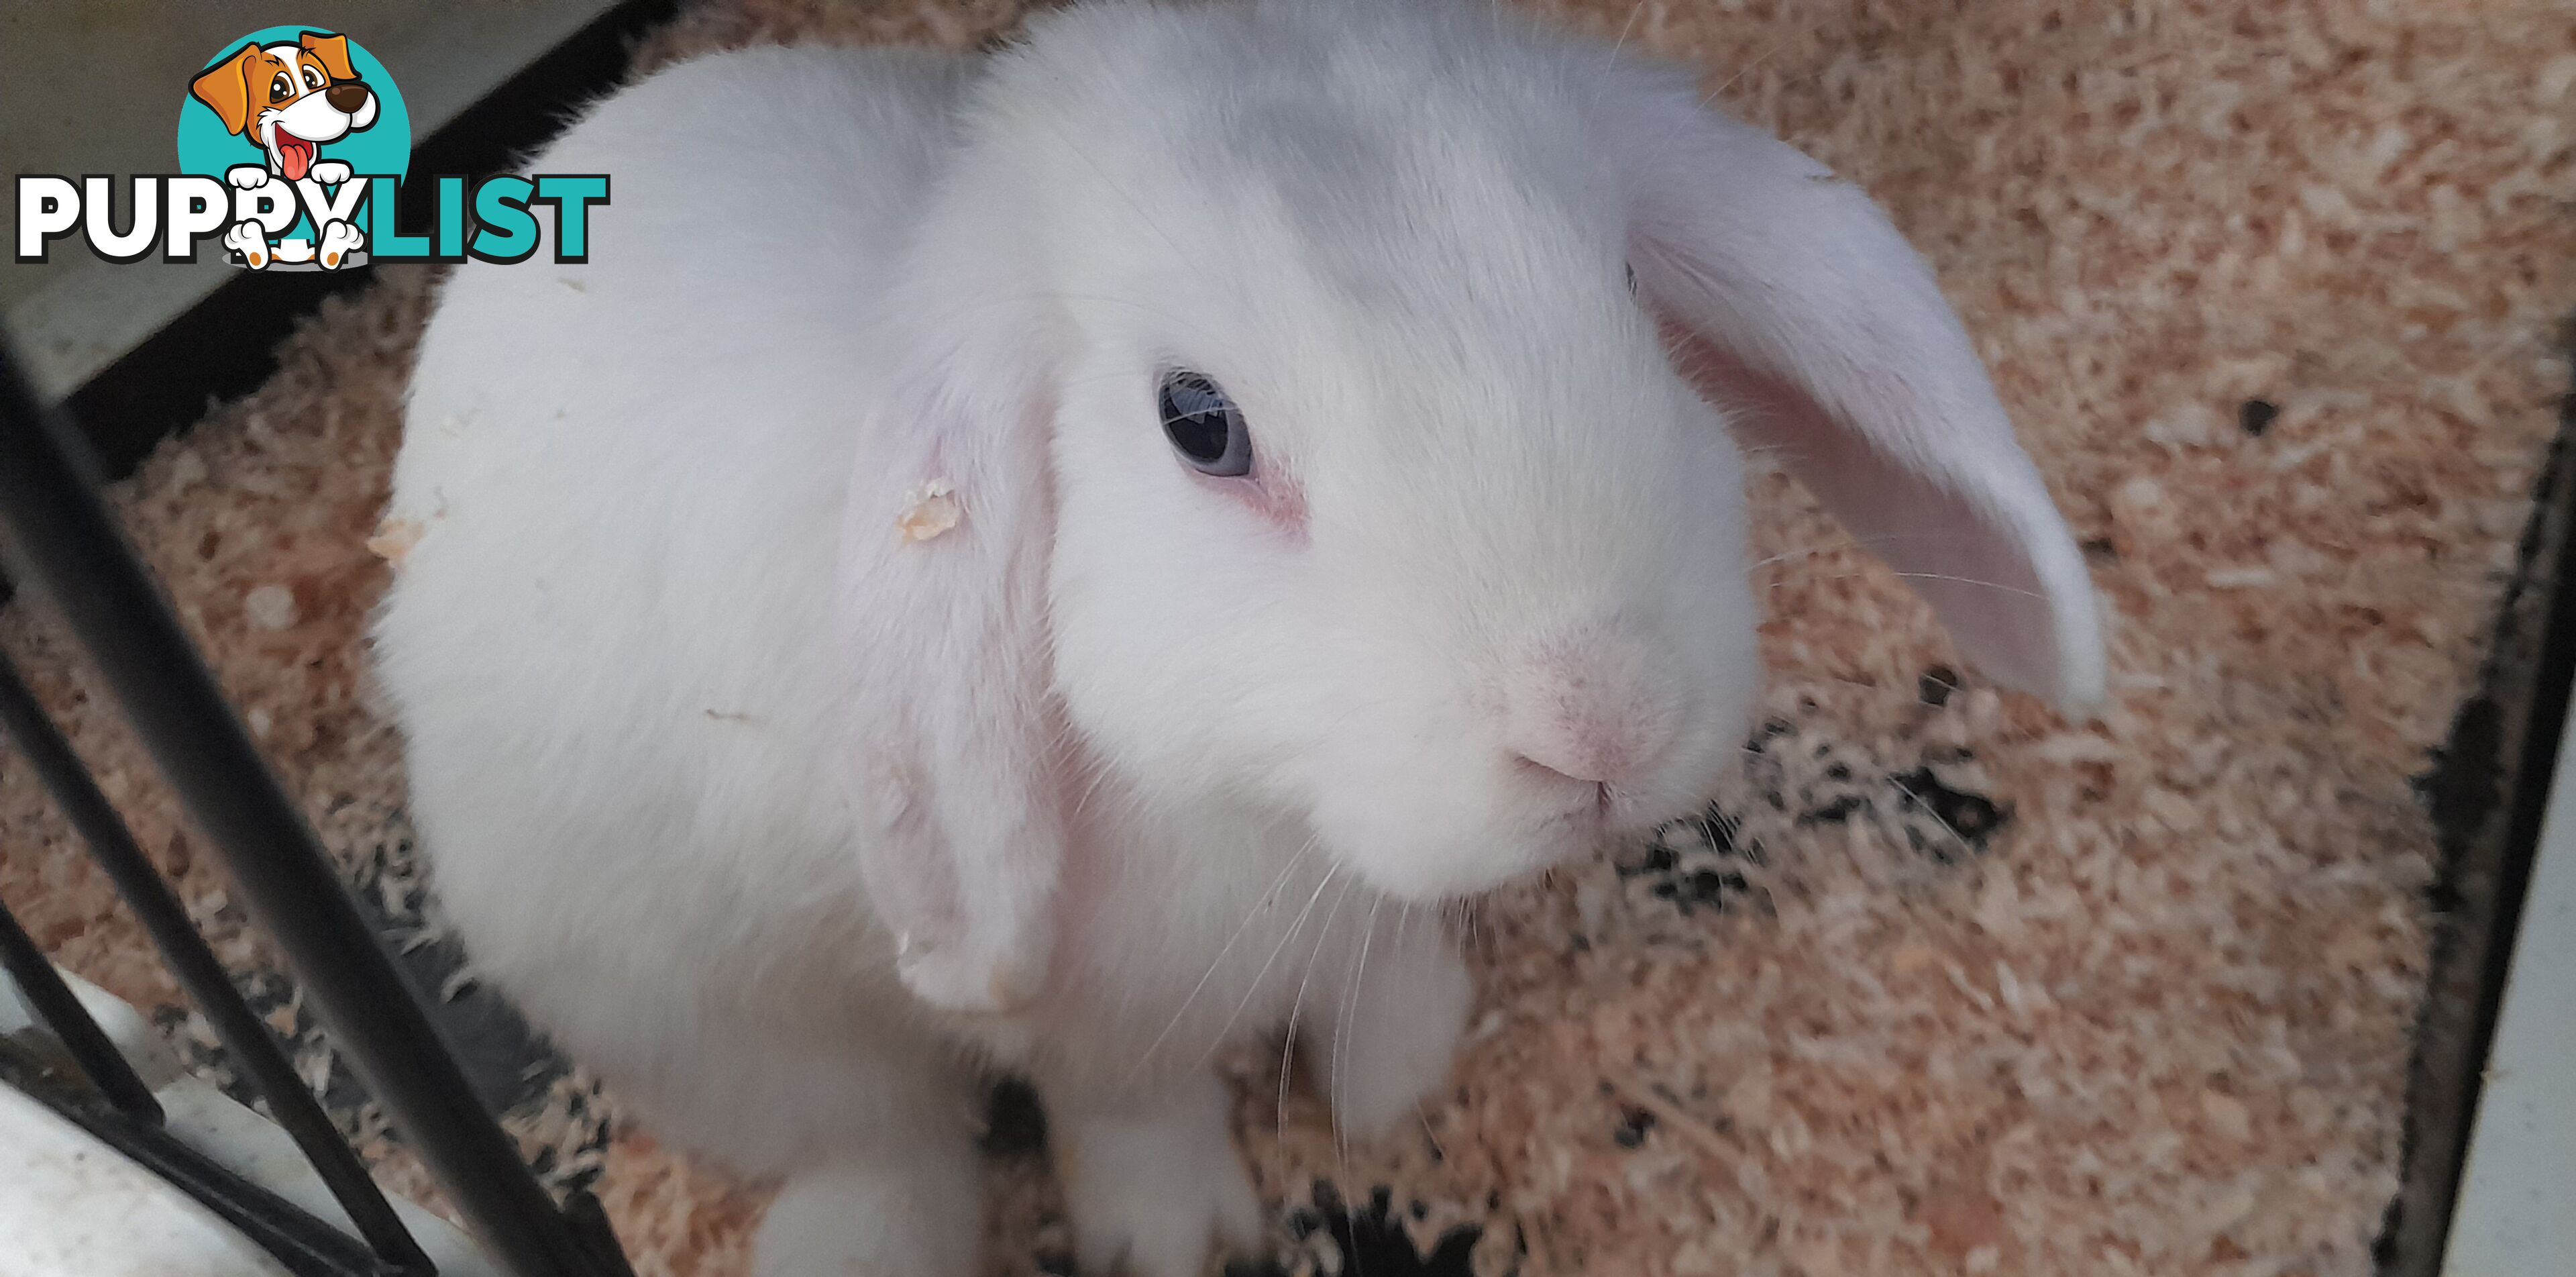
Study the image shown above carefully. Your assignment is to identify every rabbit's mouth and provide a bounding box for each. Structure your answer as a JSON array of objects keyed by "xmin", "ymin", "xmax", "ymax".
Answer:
[
  {"xmin": 1539, "ymin": 807, "xmax": 1613, "ymax": 867},
  {"xmin": 1329, "ymin": 807, "xmax": 1609, "ymax": 905}
]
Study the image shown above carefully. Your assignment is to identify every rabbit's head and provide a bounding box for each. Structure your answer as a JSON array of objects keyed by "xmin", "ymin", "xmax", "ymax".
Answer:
[{"xmin": 843, "ymin": 0, "xmax": 2101, "ymax": 1010}]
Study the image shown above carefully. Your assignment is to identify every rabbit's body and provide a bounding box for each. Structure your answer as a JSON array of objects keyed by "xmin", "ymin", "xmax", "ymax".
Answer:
[
  {"xmin": 384, "ymin": 40, "xmax": 1446, "ymax": 1274},
  {"xmin": 382, "ymin": 42, "xmax": 977, "ymax": 1163},
  {"xmin": 381, "ymin": 5, "xmax": 2101, "ymax": 1274}
]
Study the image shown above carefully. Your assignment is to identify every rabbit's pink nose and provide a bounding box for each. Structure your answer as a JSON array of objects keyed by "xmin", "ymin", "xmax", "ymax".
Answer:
[{"xmin": 1502, "ymin": 629, "xmax": 1680, "ymax": 791}]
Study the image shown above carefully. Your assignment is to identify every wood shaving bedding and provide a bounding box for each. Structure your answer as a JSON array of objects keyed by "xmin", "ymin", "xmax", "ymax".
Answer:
[{"xmin": 1, "ymin": 1, "xmax": 2568, "ymax": 1274}]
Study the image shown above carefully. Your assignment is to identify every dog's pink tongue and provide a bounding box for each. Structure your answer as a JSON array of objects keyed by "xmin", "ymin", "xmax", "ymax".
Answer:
[{"xmin": 278, "ymin": 135, "xmax": 312, "ymax": 181}]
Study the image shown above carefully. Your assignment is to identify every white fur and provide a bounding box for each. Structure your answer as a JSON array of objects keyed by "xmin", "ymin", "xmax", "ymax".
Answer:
[
  {"xmin": 1047, "ymin": 1070, "xmax": 1265, "ymax": 1275},
  {"xmin": 376, "ymin": 5, "xmax": 2100, "ymax": 1274}
]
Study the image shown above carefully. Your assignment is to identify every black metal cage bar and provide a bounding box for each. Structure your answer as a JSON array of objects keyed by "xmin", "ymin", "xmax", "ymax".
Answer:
[
  {"xmin": 0, "ymin": 876, "xmax": 164, "ymax": 1124},
  {"xmin": 0, "ymin": 340, "xmax": 632, "ymax": 1277},
  {"xmin": 0, "ymin": 651, "xmax": 432, "ymax": 1272},
  {"xmin": 0, "ymin": 988, "xmax": 411, "ymax": 1277}
]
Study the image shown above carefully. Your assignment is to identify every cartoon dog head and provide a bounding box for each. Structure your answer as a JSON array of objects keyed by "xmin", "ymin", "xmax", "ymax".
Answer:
[{"xmin": 189, "ymin": 32, "xmax": 378, "ymax": 182}]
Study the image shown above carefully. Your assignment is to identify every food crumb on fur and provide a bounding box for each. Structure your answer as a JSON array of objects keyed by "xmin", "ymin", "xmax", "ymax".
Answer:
[
  {"xmin": 897, "ymin": 478, "xmax": 963, "ymax": 543},
  {"xmin": 366, "ymin": 517, "xmax": 425, "ymax": 565}
]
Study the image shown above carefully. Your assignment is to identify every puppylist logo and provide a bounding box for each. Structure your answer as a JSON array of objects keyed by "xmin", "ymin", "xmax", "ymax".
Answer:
[{"xmin": 15, "ymin": 26, "xmax": 607, "ymax": 268}]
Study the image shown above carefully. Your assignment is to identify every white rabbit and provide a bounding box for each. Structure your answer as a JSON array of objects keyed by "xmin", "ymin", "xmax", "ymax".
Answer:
[{"xmin": 374, "ymin": 2, "xmax": 2102, "ymax": 1274}]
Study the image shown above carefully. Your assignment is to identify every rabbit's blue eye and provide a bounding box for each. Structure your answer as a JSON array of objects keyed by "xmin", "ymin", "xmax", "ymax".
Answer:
[{"xmin": 1157, "ymin": 369, "xmax": 1251, "ymax": 477}]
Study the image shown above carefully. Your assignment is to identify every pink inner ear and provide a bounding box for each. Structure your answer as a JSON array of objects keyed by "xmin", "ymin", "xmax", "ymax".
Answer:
[{"xmin": 1658, "ymin": 316, "xmax": 2094, "ymax": 707}]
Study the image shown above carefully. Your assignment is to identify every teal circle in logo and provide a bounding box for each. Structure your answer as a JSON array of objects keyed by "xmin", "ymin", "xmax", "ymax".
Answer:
[{"xmin": 177, "ymin": 26, "xmax": 411, "ymax": 215}]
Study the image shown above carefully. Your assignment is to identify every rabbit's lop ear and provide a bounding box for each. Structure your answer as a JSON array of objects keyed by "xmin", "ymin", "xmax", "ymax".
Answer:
[
  {"xmin": 1601, "ymin": 73, "xmax": 2105, "ymax": 711},
  {"xmin": 837, "ymin": 182, "xmax": 1066, "ymax": 1017}
]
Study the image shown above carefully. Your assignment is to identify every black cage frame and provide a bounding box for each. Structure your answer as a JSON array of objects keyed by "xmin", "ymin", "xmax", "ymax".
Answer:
[{"xmin": 0, "ymin": 342, "xmax": 634, "ymax": 1277}]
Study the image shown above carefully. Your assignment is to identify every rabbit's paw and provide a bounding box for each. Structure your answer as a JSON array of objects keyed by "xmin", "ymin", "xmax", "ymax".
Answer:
[
  {"xmin": 1307, "ymin": 931, "xmax": 1472, "ymax": 1137},
  {"xmin": 753, "ymin": 1143, "xmax": 981, "ymax": 1277},
  {"xmin": 1052, "ymin": 1070, "xmax": 1263, "ymax": 1277}
]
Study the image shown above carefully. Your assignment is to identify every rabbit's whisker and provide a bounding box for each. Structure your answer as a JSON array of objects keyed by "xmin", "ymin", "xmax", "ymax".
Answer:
[
  {"xmin": 1886, "ymin": 570, "xmax": 2049, "ymax": 601},
  {"xmin": 1884, "ymin": 772, "xmax": 1978, "ymax": 862},
  {"xmin": 1193, "ymin": 833, "xmax": 1339, "ymax": 1072},
  {"xmin": 1279, "ymin": 873, "xmax": 1359, "ymax": 1140},
  {"xmin": 1332, "ymin": 896, "xmax": 1384, "ymax": 1168},
  {"xmin": 1124, "ymin": 833, "xmax": 1318, "ymax": 1088}
]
